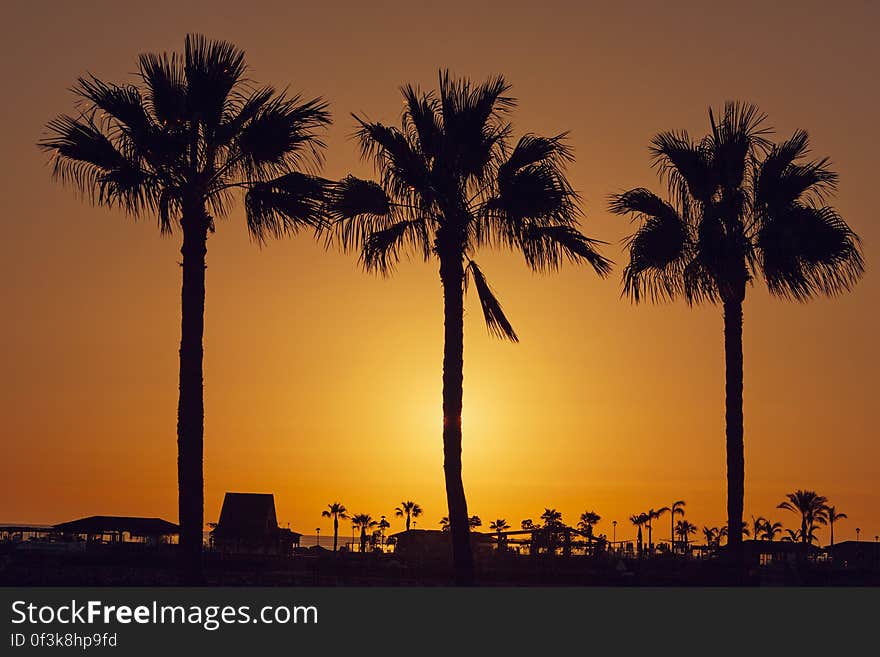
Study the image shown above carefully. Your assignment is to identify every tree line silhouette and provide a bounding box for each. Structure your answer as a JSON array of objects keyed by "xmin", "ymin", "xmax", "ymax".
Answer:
[
  {"xmin": 38, "ymin": 35, "xmax": 864, "ymax": 585},
  {"xmin": 335, "ymin": 490, "xmax": 849, "ymax": 557}
]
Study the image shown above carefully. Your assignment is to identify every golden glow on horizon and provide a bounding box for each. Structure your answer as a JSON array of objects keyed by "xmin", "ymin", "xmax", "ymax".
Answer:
[{"xmin": 1, "ymin": 0, "xmax": 878, "ymax": 545}]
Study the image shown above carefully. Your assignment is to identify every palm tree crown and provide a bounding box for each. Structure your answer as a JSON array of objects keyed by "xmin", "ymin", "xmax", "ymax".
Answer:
[
  {"xmin": 778, "ymin": 490, "xmax": 829, "ymax": 545},
  {"xmin": 322, "ymin": 502, "xmax": 348, "ymax": 552},
  {"xmin": 395, "ymin": 500, "xmax": 423, "ymax": 531},
  {"xmin": 40, "ymin": 34, "xmax": 331, "ymax": 241},
  {"xmin": 610, "ymin": 103, "xmax": 862, "ymax": 305},
  {"xmin": 489, "ymin": 519, "xmax": 510, "ymax": 532}
]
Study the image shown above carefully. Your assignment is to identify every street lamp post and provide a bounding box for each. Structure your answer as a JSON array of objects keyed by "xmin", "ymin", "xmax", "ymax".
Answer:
[
  {"xmin": 856, "ymin": 527, "xmax": 861, "ymax": 542},
  {"xmin": 316, "ymin": 527, "xmax": 320, "ymax": 548},
  {"xmin": 612, "ymin": 520, "xmax": 617, "ymax": 544}
]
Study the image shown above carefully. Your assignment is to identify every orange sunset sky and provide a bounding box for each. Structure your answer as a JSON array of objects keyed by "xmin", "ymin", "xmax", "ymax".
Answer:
[{"xmin": 2, "ymin": 1, "xmax": 877, "ymax": 545}]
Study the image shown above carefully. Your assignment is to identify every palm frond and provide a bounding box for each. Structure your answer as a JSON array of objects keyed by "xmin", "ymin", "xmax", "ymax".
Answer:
[
  {"xmin": 401, "ymin": 84, "xmax": 441, "ymax": 159},
  {"xmin": 183, "ymin": 33, "xmax": 247, "ymax": 127},
  {"xmin": 757, "ymin": 204, "xmax": 864, "ymax": 301},
  {"xmin": 138, "ymin": 51, "xmax": 186, "ymax": 125},
  {"xmin": 709, "ymin": 101, "xmax": 772, "ymax": 192},
  {"xmin": 649, "ymin": 130, "xmax": 715, "ymax": 204},
  {"xmin": 244, "ymin": 171, "xmax": 329, "ymax": 242},
  {"xmin": 610, "ymin": 189, "xmax": 691, "ymax": 302},
  {"xmin": 466, "ymin": 261, "xmax": 518, "ymax": 342},
  {"xmin": 73, "ymin": 76, "xmax": 154, "ymax": 143},
  {"xmin": 234, "ymin": 94, "xmax": 330, "ymax": 178},
  {"xmin": 325, "ymin": 175, "xmax": 397, "ymax": 251},
  {"xmin": 362, "ymin": 218, "xmax": 429, "ymax": 274},
  {"xmin": 755, "ymin": 130, "xmax": 839, "ymax": 211},
  {"xmin": 520, "ymin": 225, "xmax": 612, "ymax": 277},
  {"xmin": 437, "ymin": 71, "xmax": 514, "ymax": 182},
  {"xmin": 39, "ymin": 113, "xmax": 158, "ymax": 216},
  {"xmin": 353, "ymin": 116, "xmax": 432, "ymax": 198}
]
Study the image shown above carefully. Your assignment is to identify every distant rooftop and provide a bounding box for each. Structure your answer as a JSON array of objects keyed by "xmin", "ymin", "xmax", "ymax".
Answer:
[{"xmin": 53, "ymin": 516, "xmax": 179, "ymax": 536}]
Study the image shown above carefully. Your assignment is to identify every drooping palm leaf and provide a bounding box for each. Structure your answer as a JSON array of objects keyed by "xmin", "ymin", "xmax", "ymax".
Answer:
[{"xmin": 466, "ymin": 261, "xmax": 518, "ymax": 342}]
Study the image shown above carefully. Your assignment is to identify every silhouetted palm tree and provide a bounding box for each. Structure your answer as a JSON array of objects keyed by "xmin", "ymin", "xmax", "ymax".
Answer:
[
  {"xmin": 439, "ymin": 516, "xmax": 450, "ymax": 532},
  {"xmin": 351, "ymin": 514, "xmax": 377, "ymax": 553},
  {"xmin": 541, "ymin": 509, "xmax": 563, "ymax": 527},
  {"xmin": 781, "ymin": 528, "xmax": 801, "ymax": 543},
  {"xmin": 377, "ymin": 517, "xmax": 391, "ymax": 548},
  {"xmin": 489, "ymin": 519, "xmax": 510, "ymax": 550},
  {"xmin": 610, "ymin": 103, "xmax": 863, "ymax": 563},
  {"xmin": 468, "ymin": 515, "xmax": 483, "ymax": 530},
  {"xmin": 39, "ymin": 35, "xmax": 331, "ymax": 583},
  {"xmin": 750, "ymin": 515, "xmax": 767, "ymax": 541},
  {"xmin": 631, "ymin": 514, "xmax": 648, "ymax": 556},
  {"xmin": 395, "ymin": 501, "xmax": 423, "ymax": 531},
  {"xmin": 322, "ymin": 502, "xmax": 348, "ymax": 552},
  {"xmin": 778, "ymin": 490, "xmax": 829, "ymax": 545},
  {"xmin": 578, "ymin": 511, "xmax": 601, "ymax": 548},
  {"xmin": 645, "ymin": 507, "xmax": 669, "ymax": 552},
  {"xmin": 722, "ymin": 522, "xmax": 750, "ymax": 539},
  {"xmin": 328, "ymin": 73, "xmax": 610, "ymax": 584},
  {"xmin": 668, "ymin": 501, "xmax": 686, "ymax": 553},
  {"xmin": 760, "ymin": 520, "xmax": 783, "ymax": 542},
  {"xmin": 824, "ymin": 505, "xmax": 847, "ymax": 548},
  {"xmin": 521, "ymin": 519, "xmax": 537, "ymax": 531},
  {"xmin": 675, "ymin": 520, "xmax": 697, "ymax": 551},
  {"xmin": 702, "ymin": 526, "xmax": 721, "ymax": 550}
]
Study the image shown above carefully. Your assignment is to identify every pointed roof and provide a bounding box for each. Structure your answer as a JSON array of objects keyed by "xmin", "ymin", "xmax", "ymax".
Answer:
[{"xmin": 213, "ymin": 492, "xmax": 280, "ymax": 538}]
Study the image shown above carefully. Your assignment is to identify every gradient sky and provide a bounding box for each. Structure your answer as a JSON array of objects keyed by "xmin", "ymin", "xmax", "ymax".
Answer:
[{"xmin": 2, "ymin": 0, "xmax": 877, "ymax": 545}]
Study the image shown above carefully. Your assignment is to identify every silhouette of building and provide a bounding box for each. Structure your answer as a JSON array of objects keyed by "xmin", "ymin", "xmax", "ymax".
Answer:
[
  {"xmin": 827, "ymin": 540, "xmax": 880, "ymax": 571},
  {"xmin": 52, "ymin": 516, "xmax": 179, "ymax": 545},
  {"xmin": 390, "ymin": 529, "xmax": 494, "ymax": 564},
  {"xmin": 210, "ymin": 492, "xmax": 300, "ymax": 555}
]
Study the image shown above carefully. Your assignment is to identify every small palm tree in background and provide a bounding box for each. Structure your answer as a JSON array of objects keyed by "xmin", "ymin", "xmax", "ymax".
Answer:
[
  {"xmin": 778, "ymin": 490, "xmax": 829, "ymax": 546},
  {"xmin": 351, "ymin": 514, "xmax": 378, "ymax": 553},
  {"xmin": 782, "ymin": 528, "xmax": 802, "ymax": 543},
  {"xmin": 521, "ymin": 519, "xmax": 537, "ymax": 531},
  {"xmin": 703, "ymin": 526, "xmax": 721, "ymax": 550},
  {"xmin": 322, "ymin": 502, "xmax": 348, "ymax": 552},
  {"xmin": 39, "ymin": 34, "xmax": 331, "ymax": 582},
  {"xmin": 439, "ymin": 516, "xmax": 450, "ymax": 532},
  {"xmin": 395, "ymin": 501, "xmax": 423, "ymax": 531},
  {"xmin": 610, "ymin": 103, "xmax": 863, "ymax": 564},
  {"xmin": 376, "ymin": 516, "xmax": 391, "ymax": 548},
  {"xmin": 489, "ymin": 519, "xmax": 510, "ymax": 551},
  {"xmin": 327, "ymin": 72, "xmax": 610, "ymax": 584},
  {"xmin": 468, "ymin": 515, "xmax": 483, "ymax": 530},
  {"xmin": 631, "ymin": 514, "xmax": 648, "ymax": 556},
  {"xmin": 750, "ymin": 515, "xmax": 767, "ymax": 541},
  {"xmin": 675, "ymin": 520, "xmax": 697, "ymax": 551},
  {"xmin": 578, "ymin": 511, "xmax": 601, "ymax": 549},
  {"xmin": 824, "ymin": 505, "xmax": 847, "ymax": 548},
  {"xmin": 760, "ymin": 520, "xmax": 784, "ymax": 542},
  {"xmin": 668, "ymin": 501, "xmax": 686, "ymax": 553},
  {"xmin": 645, "ymin": 507, "xmax": 670, "ymax": 553}
]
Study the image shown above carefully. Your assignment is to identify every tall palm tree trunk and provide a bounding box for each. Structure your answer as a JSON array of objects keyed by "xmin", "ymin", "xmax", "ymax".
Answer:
[
  {"xmin": 333, "ymin": 517, "xmax": 339, "ymax": 552},
  {"xmin": 723, "ymin": 296, "xmax": 745, "ymax": 568},
  {"xmin": 830, "ymin": 520, "xmax": 834, "ymax": 548},
  {"xmin": 440, "ymin": 254, "xmax": 474, "ymax": 585},
  {"xmin": 406, "ymin": 513, "xmax": 411, "ymax": 532},
  {"xmin": 177, "ymin": 218, "xmax": 208, "ymax": 584}
]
